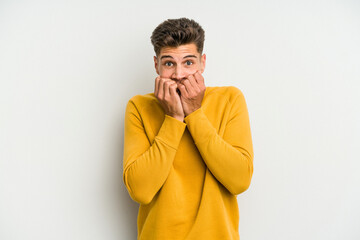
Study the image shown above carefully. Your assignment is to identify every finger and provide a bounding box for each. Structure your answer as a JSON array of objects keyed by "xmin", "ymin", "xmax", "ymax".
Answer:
[
  {"xmin": 178, "ymin": 83, "xmax": 187, "ymax": 97},
  {"xmin": 157, "ymin": 78, "xmax": 165, "ymax": 99},
  {"xmin": 154, "ymin": 76, "xmax": 160, "ymax": 96},
  {"xmin": 163, "ymin": 80, "xmax": 172, "ymax": 100},
  {"xmin": 187, "ymin": 74, "xmax": 201, "ymax": 92},
  {"xmin": 194, "ymin": 71, "xmax": 206, "ymax": 90},
  {"xmin": 169, "ymin": 83, "xmax": 179, "ymax": 98},
  {"xmin": 194, "ymin": 71, "xmax": 205, "ymax": 85},
  {"xmin": 181, "ymin": 79, "xmax": 194, "ymax": 96}
]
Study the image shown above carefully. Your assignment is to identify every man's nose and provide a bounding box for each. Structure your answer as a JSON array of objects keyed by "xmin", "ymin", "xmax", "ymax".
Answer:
[{"xmin": 172, "ymin": 66, "xmax": 187, "ymax": 81}]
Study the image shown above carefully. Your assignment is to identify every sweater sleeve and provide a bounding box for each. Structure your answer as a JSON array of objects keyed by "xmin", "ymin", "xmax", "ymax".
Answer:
[
  {"xmin": 123, "ymin": 99, "xmax": 187, "ymax": 204},
  {"xmin": 184, "ymin": 88, "xmax": 254, "ymax": 195}
]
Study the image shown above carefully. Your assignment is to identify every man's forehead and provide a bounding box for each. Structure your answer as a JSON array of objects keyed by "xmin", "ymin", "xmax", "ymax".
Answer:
[{"xmin": 159, "ymin": 43, "xmax": 201, "ymax": 58}]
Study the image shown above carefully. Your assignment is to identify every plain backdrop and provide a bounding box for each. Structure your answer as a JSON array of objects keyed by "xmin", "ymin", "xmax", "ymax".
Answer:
[{"xmin": 1, "ymin": 0, "xmax": 359, "ymax": 239}]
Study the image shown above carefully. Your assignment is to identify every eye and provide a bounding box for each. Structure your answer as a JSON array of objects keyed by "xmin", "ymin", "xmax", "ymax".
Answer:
[
  {"xmin": 165, "ymin": 61, "xmax": 173, "ymax": 67},
  {"xmin": 185, "ymin": 60, "xmax": 193, "ymax": 66}
]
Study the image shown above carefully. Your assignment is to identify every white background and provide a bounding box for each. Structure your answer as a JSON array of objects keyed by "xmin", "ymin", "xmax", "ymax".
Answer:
[{"xmin": 1, "ymin": 0, "xmax": 359, "ymax": 239}]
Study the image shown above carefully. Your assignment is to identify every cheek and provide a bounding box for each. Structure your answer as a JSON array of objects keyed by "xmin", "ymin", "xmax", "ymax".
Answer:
[
  {"xmin": 158, "ymin": 67, "xmax": 172, "ymax": 78},
  {"xmin": 186, "ymin": 65, "xmax": 199, "ymax": 75}
]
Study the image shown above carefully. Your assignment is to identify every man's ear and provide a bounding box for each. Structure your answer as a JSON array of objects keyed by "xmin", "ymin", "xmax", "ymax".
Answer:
[
  {"xmin": 200, "ymin": 53, "xmax": 206, "ymax": 74},
  {"xmin": 154, "ymin": 56, "xmax": 159, "ymax": 75}
]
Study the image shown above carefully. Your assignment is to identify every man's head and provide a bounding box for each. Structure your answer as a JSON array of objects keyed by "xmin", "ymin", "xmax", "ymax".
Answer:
[
  {"xmin": 151, "ymin": 18, "xmax": 205, "ymax": 56},
  {"xmin": 151, "ymin": 18, "xmax": 206, "ymax": 82}
]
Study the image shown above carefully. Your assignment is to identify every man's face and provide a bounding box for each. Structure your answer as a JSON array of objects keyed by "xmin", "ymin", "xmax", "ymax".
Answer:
[{"xmin": 154, "ymin": 43, "xmax": 206, "ymax": 86}]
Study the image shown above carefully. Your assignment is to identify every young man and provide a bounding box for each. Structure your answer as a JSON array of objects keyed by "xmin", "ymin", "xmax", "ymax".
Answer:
[{"xmin": 123, "ymin": 18, "xmax": 254, "ymax": 240}]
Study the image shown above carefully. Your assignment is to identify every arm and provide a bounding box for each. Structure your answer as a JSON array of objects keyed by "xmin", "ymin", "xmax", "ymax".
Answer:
[
  {"xmin": 123, "ymin": 99, "xmax": 186, "ymax": 204},
  {"xmin": 184, "ymin": 89, "xmax": 254, "ymax": 195}
]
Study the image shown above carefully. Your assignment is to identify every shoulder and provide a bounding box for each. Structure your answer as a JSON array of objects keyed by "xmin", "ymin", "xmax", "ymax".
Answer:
[
  {"xmin": 126, "ymin": 92, "xmax": 158, "ymax": 113},
  {"xmin": 128, "ymin": 92, "xmax": 156, "ymax": 104},
  {"xmin": 206, "ymin": 86, "xmax": 245, "ymax": 103}
]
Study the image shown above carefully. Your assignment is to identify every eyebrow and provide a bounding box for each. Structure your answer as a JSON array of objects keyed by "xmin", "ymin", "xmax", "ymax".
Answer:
[
  {"xmin": 160, "ymin": 55, "xmax": 198, "ymax": 60},
  {"xmin": 183, "ymin": 55, "xmax": 197, "ymax": 59}
]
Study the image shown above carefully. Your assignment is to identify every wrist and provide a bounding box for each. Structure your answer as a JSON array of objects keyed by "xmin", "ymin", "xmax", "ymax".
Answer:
[
  {"xmin": 166, "ymin": 113, "xmax": 184, "ymax": 122},
  {"xmin": 173, "ymin": 115, "xmax": 184, "ymax": 122},
  {"xmin": 185, "ymin": 106, "xmax": 200, "ymax": 116}
]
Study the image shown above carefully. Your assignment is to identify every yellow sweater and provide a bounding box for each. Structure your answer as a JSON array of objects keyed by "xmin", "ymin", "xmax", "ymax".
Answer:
[{"xmin": 123, "ymin": 86, "xmax": 254, "ymax": 240}]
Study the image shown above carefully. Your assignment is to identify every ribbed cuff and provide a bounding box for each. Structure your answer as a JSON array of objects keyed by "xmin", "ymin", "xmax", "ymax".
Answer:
[
  {"xmin": 184, "ymin": 107, "xmax": 216, "ymax": 145},
  {"xmin": 156, "ymin": 115, "xmax": 187, "ymax": 149}
]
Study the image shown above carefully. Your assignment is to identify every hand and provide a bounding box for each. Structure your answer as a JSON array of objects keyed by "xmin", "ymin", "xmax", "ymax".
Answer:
[
  {"xmin": 154, "ymin": 76, "xmax": 184, "ymax": 121},
  {"xmin": 177, "ymin": 71, "xmax": 206, "ymax": 116}
]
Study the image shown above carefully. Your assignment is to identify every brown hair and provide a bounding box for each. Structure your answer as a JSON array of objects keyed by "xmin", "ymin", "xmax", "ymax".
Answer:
[{"xmin": 150, "ymin": 18, "xmax": 205, "ymax": 56}]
